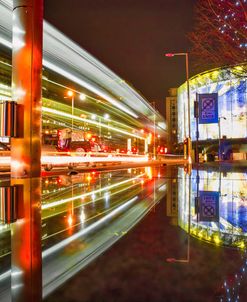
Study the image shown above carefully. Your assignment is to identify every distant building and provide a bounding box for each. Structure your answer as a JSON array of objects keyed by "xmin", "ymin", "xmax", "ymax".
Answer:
[
  {"xmin": 166, "ymin": 167, "xmax": 178, "ymax": 226},
  {"xmin": 165, "ymin": 88, "xmax": 178, "ymax": 153}
]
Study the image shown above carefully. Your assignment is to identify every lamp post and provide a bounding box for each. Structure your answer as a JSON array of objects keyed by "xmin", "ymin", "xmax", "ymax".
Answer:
[
  {"xmin": 151, "ymin": 101, "xmax": 156, "ymax": 160},
  {"xmin": 66, "ymin": 91, "xmax": 86, "ymax": 216},
  {"xmin": 166, "ymin": 174, "xmax": 191, "ymax": 264},
  {"xmin": 165, "ymin": 52, "xmax": 191, "ymax": 162},
  {"xmin": 67, "ymin": 90, "xmax": 86, "ymax": 134},
  {"xmin": 67, "ymin": 90, "xmax": 74, "ymax": 133},
  {"xmin": 218, "ymin": 116, "xmax": 226, "ymax": 161}
]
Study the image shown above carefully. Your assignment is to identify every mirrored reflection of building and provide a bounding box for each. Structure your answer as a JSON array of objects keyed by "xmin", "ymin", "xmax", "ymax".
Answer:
[
  {"xmin": 178, "ymin": 167, "xmax": 247, "ymax": 249},
  {"xmin": 166, "ymin": 167, "xmax": 179, "ymax": 226}
]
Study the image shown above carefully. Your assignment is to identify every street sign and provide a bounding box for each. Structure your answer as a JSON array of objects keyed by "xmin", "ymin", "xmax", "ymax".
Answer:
[
  {"xmin": 198, "ymin": 93, "xmax": 218, "ymax": 124},
  {"xmin": 199, "ymin": 191, "xmax": 219, "ymax": 222}
]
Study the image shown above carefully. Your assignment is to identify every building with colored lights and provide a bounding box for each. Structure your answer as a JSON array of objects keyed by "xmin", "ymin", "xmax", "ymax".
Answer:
[{"xmin": 177, "ymin": 65, "xmax": 247, "ymax": 161}]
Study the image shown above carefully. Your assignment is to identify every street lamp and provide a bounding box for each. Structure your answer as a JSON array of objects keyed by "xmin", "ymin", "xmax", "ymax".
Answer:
[
  {"xmin": 67, "ymin": 90, "xmax": 86, "ymax": 134},
  {"xmin": 218, "ymin": 116, "xmax": 226, "ymax": 161},
  {"xmin": 67, "ymin": 90, "xmax": 74, "ymax": 133},
  {"xmin": 166, "ymin": 173, "xmax": 191, "ymax": 264},
  {"xmin": 165, "ymin": 52, "xmax": 191, "ymax": 162},
  {"xmin": 151, "ymin": 101, "xmax": 156, "ymax": 160}
]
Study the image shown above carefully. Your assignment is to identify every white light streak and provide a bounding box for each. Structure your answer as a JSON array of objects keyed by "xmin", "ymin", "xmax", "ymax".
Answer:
[
  {"xmin": 42, "ymin": 174, "xmax": 145, "ymax": 210},
  {"xmin": 43, "ymin": 59, "xmax": 138, "ymax": 118},
  {"xmin": 42, "ymin": 106, "xmax": 144, "ymax": 139},
  {"xmin": 42, "ymin": 196, "xmax": 138, "ymax": 257}
]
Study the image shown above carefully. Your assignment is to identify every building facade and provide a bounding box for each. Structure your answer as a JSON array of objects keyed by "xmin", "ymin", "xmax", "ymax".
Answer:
[
  {"xmin": 165, "ymin": 88, "xmax": 178, "ymax": 153},
  {"xmin": 177, "ymin": 65, "xmax": 247, "ymax": 159}
]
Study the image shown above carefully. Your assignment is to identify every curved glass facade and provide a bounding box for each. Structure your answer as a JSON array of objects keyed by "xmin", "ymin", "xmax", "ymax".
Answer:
[
  {"xmin": 178, "ymin": 167, "xmax": 247, "ymax": 248},
  {"xmin": 177, "ymin": 66, "xmax": 247, "ymax": 143}
]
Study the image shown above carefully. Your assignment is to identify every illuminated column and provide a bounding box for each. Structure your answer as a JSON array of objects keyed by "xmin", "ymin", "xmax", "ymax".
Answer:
[{"xmin": 11, "ymin": 1, "xmax": 43, "ymax": 302}]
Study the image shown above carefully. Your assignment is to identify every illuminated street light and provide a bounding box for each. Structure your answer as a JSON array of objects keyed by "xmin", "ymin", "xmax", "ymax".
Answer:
[
  {"xmin": 66, "ymin": 90, "xmax": 86, "ymax": 137},
  {"xmin": 67, "ymin": 90, "xmax": 74, "ymax": 98},
  {"xmin": 165, "ymin": 52, "xmax": 191, "ymax": 161},
  {"xmin": 104, "ymin": 113, "xmax": 110, "ymax": 120},
  {"xmin": 67, "ymin": 90, "xmax": 75, "ymax": 134},
  {"xmin": 79, "ymin": 93, "xmax": 86, "ymax": 101}
]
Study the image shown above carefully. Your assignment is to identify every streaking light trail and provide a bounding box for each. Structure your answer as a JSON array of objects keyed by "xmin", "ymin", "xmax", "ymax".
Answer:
[
  {"xmin": 42, "ymin": 196, "xmax": 138, "ymax": 257},
  {"xmin": 42, "ymin": 174, "xmax": 145, "ymax": 210},
  {"xmin": 42, "ymin": 107, "xmax": 145, "ymax": 139}
]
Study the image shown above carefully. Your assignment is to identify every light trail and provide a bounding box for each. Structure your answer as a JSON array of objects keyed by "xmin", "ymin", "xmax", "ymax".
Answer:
[
  {"xmin": 43, "ymin": 59, "xmax": 139, "ymax": 119},
  {"xmin": 42, "ymin": 173, "xmax": 145, "ymax": 210},
  {"xmin": 0, "ymin": 34, "xmax": 139, "ymax": 119},
  {"xmin": 0, "ymin": 4, "xmax": 167, "ymax": 135},
  {"xmin": 42, "ymin": 196, "xmax": 138, "ymax": 258},
  {"xmin": 42, "ymin": 180, "xmax": 142, "ymax": 220},
  {"xmin": 0, "ymin": 270, "xmax": 10, "ymax": 282},
  {"xmin": 1, "ymin": 153, "xmax": 149, "ymax": 167},
  {"xmin": 41, "ymin": 154, "xmax": 148, "ymax": 165},
  {"xmin": 42, "ymin": 183, "xmax": 141, "ymax": 241},
  {"xmin": 42, "ymin": 106, "xmax": 145, "ymax": 139}
]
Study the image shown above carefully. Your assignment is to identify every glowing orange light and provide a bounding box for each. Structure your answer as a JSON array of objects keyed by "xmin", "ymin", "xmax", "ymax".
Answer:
[
  {"xmin": 67, "ymin": 90, "xmax": 74, "ymax": 97},
  {"xmin": 67, "ymin": 214, "xmax": 73, "ymax": 227},
  {"xmin": 86, "ymin": 133, "xmax": 92, "ymax": 139}
]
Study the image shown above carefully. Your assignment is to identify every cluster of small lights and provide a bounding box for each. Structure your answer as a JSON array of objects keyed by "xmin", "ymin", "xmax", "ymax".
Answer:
[
  {"xmin": 211, "ymin": 0, "xmax": 247, "ymax": 50},
  {"xmin": 220, "ymin": 249, "xmax": 247, "ymax": 302}
]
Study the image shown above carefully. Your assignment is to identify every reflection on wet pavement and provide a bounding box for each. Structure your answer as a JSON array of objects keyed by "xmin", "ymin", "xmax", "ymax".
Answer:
[{"xmin": 0, "ymin": 165, "xmax": 247, "ymax": 301}]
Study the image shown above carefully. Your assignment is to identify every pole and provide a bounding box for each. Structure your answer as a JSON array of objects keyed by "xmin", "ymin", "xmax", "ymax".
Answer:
[
  {"xmin": 11, "ymin": 0, "xmax": 43, "ymax": 301},
  {"xmin": 187, "ymin": 174, "xmax": 191, "ymax": 262},
  {"xmin": 72, "ymin": 95, "xmax": 74, "ymax": 133},
  {"xmin": 185, "ymin": 53, "xmax": 191, "ymax": 161},
  {"xmin": 195, "ymin": 94, "xmax": 199, "ymax": 164},
  {"xmin": 99, "ymin": 117, "xmax": 102, "ymax": 138},
  {"xmin": 218, "ymin": 117, "xmax": 221, "ymax": 161},
  {"xmin": 152, "ymin": 101, "xmax": 156, "ymax": 159}
]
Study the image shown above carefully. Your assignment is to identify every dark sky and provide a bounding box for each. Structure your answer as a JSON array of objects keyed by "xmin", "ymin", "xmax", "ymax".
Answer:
[{"xmin": 44, "ymin": 0, "xmax": 195, "ymax": 116}]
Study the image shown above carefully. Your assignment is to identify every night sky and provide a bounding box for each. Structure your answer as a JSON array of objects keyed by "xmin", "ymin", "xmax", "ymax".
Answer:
[{"xmin": 44, "ymin": 0, "xmax": 195, "ymax": 116}]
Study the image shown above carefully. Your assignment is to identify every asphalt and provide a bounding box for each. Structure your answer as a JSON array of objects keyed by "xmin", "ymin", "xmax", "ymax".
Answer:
[{"xmin": 44, "ymin": 193, "xmax": 247, "ymax": 302}]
